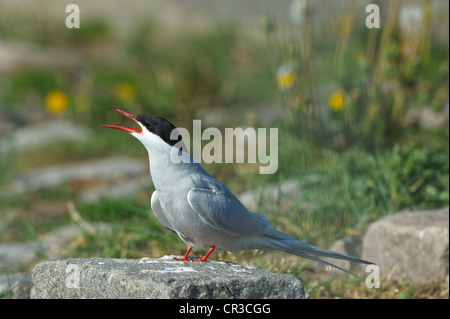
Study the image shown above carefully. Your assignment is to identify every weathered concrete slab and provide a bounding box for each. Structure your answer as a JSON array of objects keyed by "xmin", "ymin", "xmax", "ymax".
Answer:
[{"xmin": 31, "ymin": 257, "xmax": 305, "ymax": 299}]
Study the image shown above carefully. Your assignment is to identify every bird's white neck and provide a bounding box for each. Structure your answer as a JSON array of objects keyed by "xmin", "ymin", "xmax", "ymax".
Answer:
[
  {"xmin": 133, "ymin": 130, "xmax": 207, "ymax": 191},
  {"xmin": 144, "ymin": 142, "xmax": 199, "ymax": 191}
]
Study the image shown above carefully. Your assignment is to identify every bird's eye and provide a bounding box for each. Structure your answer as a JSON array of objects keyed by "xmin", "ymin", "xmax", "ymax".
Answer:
[{"xmin": 146, "ymin": 124, "xmax": 154, "ymax": 132}]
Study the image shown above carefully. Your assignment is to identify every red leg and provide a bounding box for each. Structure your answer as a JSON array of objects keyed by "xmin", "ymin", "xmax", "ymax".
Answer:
[
  {"xmin": 191, "ymin": 245, "xmax": 215, "ymax": 262},
  {"xmin": 173, "ymin": 246, "xmax": 192, "ymax": 261}
]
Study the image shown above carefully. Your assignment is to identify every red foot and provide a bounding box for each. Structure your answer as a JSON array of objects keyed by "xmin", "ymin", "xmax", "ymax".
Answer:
[
  {"xmin": 191, "ymin": 245, "xmax": 215, "ymax": 262},
  {"xmin": 173, "ymin": 246, "xmax": 192, "ymax": 261}
]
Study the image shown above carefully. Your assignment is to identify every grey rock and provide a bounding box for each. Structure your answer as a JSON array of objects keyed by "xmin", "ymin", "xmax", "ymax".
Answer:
[
  {"xmin": 238, "ymin": 177, "xmax": 317, "ymax": 212},
  {"xmin": 0, "ymin": 223, "xmax": 110, "ymax": 268},
  {"xmin": 0, "ymin": 242, "xmax": 39, "ymax": 268},
  {"xmin": 0, "ymin": 119, "xmax": 90, "ymax": 155},
  {"xmin": 41, "ymin": 223, "xmax": 111, "ymax": 259},
  {"xmin": 31, "ymin": 257, "xmax": 305, "ymax": 299},
  {"xmin": 12, "ymin": 157, "xmax": 147, "ymax": 194},
  {"xmin": 405, "ymin": 105, "xmax": 449, "ymax": 128},
  {"xmin": 319, "ymin": 235, "xmax": 366, "ymax": 275},
  {"xmin": 362, "ymin": 207, "xmax": 449, "ymax": 284},
  {"xmin": 79, "ymin": 175, "xmax": 150, "ymax": 203},
  {"xmin": 0, "ymin": 40, "xmax": 84, "ymax": 73},
  {"xmin": 0, "ymin": 273, "xmax": 33, "ymax": 299}
]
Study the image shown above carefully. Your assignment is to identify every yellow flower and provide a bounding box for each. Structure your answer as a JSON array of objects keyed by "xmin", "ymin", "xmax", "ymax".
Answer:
[
  {"xmin": 328, "ymin": 90, "xmax": 345, "ymax": 111},
  {"xmin": 113, "ymin": 82, "xmax": 137, "ymax": 102},
  {"xmin": 45, "ymin": 90, "xmax": 69, "ymax": 115},
  {"xmin": 276, "ymin": 65, "xmax": 295, "ymax": 90}
]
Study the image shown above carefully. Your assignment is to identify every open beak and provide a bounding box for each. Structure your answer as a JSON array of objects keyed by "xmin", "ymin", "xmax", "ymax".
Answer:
[{"xmin": 101, "ymin": 107, "xmax": 142, "ymax": 134}]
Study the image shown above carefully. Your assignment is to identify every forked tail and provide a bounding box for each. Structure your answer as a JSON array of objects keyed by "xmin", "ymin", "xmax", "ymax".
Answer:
[{"xmin": 263, "ymin": 229, "xmax": 374, "ymax": 277}]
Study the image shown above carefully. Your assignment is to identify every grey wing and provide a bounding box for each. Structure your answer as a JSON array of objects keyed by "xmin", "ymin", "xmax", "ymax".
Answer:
[
  {"xmin": 150, "ymin": 190, "xmax": 176, "ymax": 233},
  {"xmin": 186, "ymin": 185, "xmax": 271, "ymax": 237}
]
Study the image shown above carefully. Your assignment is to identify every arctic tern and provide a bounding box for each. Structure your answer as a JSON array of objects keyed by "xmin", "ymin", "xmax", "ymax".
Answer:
[{"xmin": 102, "ymin": 107, "xmax": 373, "ymax": 275}]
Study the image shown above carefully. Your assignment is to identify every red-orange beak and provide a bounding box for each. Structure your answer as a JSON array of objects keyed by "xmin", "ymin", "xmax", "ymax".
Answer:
[{"xmin": 101, "ymin": 107, "xmax": 142, "ymax": 134}]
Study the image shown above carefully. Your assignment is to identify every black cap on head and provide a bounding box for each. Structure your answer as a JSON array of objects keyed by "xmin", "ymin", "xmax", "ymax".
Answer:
[{"xmin": 135, "ymin": 114, "xmax": 182, "ymax": 146}]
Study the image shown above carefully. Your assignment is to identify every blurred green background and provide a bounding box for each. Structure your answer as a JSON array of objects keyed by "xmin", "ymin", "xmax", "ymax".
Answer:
[{"xmin": 0, "ymin": 0, "xmax": 448, "ymax": 298}]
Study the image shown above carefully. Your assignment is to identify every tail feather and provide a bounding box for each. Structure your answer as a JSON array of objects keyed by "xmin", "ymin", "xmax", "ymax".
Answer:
[
  {"xmin": 263, "ymin": 229, "xmax": 373, "ymax": 276},
  {"xmin": 294, "ymin": 251, "xmax": 358, "ymax": 277}
]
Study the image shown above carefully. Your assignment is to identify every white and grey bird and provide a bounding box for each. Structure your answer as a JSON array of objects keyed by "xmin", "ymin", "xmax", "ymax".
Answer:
[{"xmin": 102, "ymin": 107, "xmax": 373, "ymax": 275}]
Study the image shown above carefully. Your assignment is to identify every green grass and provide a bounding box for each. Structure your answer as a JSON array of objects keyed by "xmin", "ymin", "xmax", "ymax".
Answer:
[
  {"xmin": 256, "ymin": 132, "xmax": 449, "ymax": 248},
  {"xmin": 71, "ymin": 198, "xmax": 184, "ymax": 258}
]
